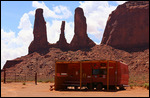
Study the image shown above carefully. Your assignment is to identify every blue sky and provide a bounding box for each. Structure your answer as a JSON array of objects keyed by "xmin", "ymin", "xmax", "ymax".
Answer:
[
  {"xmin": 1, "ymin": 1, "xmax": 126, "ymax": 69},
  {"xmin": 1, "ymin": 1, "xmax": 79, "ymax": 33}
]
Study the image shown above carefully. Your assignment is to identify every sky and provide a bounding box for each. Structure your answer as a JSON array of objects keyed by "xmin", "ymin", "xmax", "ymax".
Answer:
[{"xmin": 1, "ymin": 1, "xmax": 126, "ymax": 69}]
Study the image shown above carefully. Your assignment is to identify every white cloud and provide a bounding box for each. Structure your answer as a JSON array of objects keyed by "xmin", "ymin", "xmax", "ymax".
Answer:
[
  {"xmin": 1, "ymin": 1, "xmax": 74, "ymax": 69},
  {"xmin": 53, "ymin": 6, "xmax": 61, "ymax": 13},
  {"xmin": 28, "ymin": 10, "xmax": 35, "ymax": 16},
  {"xmin": 64, "ymin": 21, "xmax": 74, "ymax": 43},
  {"xmin": 31, "ymin": 1, "xmax": 72, "ymax": 19},
  {"xmin": 1, "ymin": 29, "xmax": 26, "ymax": 69},
  {"xmin": 116, "ymin": 1, "xmax": 126, "ymax": 5},
  {"xmin": 46, "ymin": 20, "xmax": 74, "ymax": 44},
  {"xmin": 1, "ymin": 13, "xmax": 33, "ymax": 69},
  {"xmin": 1, "ymin": 29, "xmax": 15, "ymax": 44},
  {"xmin": 46, "ymin": 20, "xmax": 61, "ymax": 43},
  {"xmin": 79, "ymin": 1, "xmax": 117, "ymax": 43},
  {"xmin": 18, "ymin": 13, "xmax": 32, "ymax": 30}
]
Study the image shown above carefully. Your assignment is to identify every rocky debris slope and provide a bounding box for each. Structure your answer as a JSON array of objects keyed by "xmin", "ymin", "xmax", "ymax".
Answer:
[
  {"xmin": 101, "ymin": 1, "xmax": 149, "ymax": 51},
  {"xmin": 2, "ymin": 45, "xmax": 149, "ymax": 82},
  {"xmin": 3, "ymin": 59, "xmax": 23, "ymax": 69},
  {"xmin": 28, "ymin": 8, "xmax": 49, "ymax": 54},
  {"xmin": 70, "ymin": 7, "xmax": 96, "ymax": 50}
]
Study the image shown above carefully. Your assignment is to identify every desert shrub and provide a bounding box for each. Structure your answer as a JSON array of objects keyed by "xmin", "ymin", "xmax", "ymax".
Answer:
[
  {"xmin": 23, "ymin": 82, "xmax": 26, "ymax": 85},
  {"xmin": 37, "ymin": 80, "xmax": 43, "ymax": 82},
  {"xmin": 130, "ymin": 84, "xmax": 134, "ymax": 89},
  {"xmin": 129, "ymin": 73, "xmax": 149, "ymax": 88},
  {"xmin": 44, "ymin": 80, "xmax": 50, "ymax": 83},
  {"xmin": 143, "ymin": 83, "xmax": 149, "ymax": 90},
  {"xmin": 49, "ymin": 77, "xmax": 54, "ymax": 83},
  {"xmin": 1, "ymin": 79, "xmax": 4, "ymax": 82}
]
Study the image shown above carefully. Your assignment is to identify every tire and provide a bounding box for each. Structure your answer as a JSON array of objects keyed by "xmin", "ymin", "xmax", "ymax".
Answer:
[
  {"xmin": 96, "ymin": 83, "xmax": 102, "ymax": 91},
  {"xmin": 74, "ymin": 86, "xmax": 78, "ymax": 90},
  {"xmin": 109, "ymin": 86, "xmax": 117, "ymax": 90},
  {"xmin": 64, "ymin": 86, "xmax": 67, "ymax": 90},
  {"xmin": 119, "ymin": 85, "xmax": 125, "ymax": 90},
  {"xmin": 87, "ymin": 83, "xmax": 94, "ymax": 90}
]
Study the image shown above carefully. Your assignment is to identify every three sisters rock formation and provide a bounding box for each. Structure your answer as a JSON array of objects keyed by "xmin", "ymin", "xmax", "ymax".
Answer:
[{"xmin": 29, "ymin": 7, "xmax": 95, "ymax": 54}]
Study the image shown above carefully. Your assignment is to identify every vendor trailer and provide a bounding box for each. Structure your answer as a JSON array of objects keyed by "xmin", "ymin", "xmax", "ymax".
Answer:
[{"xmin": 54, "ymin": 60, "xmax": 129, "ymax": 90}]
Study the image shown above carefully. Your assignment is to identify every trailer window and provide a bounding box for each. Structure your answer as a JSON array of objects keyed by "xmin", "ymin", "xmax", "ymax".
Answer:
[
  {"xmin": 99, "ymin": 69, "xmax": 107, "ymax": 75},
  {"xmin": 92, "ymin": 69, "xmax": 99, "ymax": 75},
  {"xmin": 101, "ymin": 63, "xmax": 106, "ymax": 66}
]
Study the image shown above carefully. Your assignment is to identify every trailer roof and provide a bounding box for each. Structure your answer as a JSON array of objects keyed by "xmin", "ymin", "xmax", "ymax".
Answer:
[{"xmin": 55, "ymin": 60, "xmax": 119, "ymax": 64}]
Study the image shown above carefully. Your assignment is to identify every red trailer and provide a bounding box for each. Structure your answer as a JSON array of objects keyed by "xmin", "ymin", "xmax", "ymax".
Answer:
[{"xmin": 54, "ymin": 60, "xmax": 129, "ymax": 91}]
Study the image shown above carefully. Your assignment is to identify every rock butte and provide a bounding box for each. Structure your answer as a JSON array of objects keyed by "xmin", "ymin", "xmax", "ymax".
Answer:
[
  {"xmin": 29, "ymin": 7, "xmax": 96, "ymax": 54},
  {"xmin": 28, "ymin": 8, "xmax": 49, "ymax": 54},
  {"xmin": 70, "ymin": 7, "xmax": 96, "ymax": 50},
  {"xmin": 101, "ymin": 1, "xmax": 149, "ymax": 51},
  {"xmin": 55, "ymin": 21, "xmax": 69, "ymax": 50}
]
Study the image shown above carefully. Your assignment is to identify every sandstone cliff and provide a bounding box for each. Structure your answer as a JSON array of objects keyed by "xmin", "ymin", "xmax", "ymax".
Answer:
[{"xmin": 101, "ymin": 1, "xmax": 149, "ymax": 51}]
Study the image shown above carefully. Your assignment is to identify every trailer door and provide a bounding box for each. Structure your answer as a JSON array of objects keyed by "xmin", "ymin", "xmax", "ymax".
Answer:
[
  {"xmin": 82, "ymin": 63, "xmax": 92, "ymax": 85},
  {"xmin": 91, "ymin": 62, "xmax": 101, "ymax": 83},
  {"xmin": 108, "ymin": 61, "xmax": 117, "ymax": 85},
  {"xmin": 67, "ymin": 63, "xmax": 80, "ymax": 84}
]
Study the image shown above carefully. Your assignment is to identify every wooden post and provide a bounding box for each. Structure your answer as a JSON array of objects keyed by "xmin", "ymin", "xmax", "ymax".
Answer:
[
  {"xmin": 115, "ymin": 61, "xmax": 118, "ymax": 90},
  {"xmin": 4, "ymin": 68, "xmax": 6, "ymax": 84},
  {"xmin": 24, "ymin": 73, "xmax": 26, "ymax": 83},
  {"xmin": 80, "ymin": 61, "xmax": 82, "ymax": 90},
  {"xmin": 55, "ymin": 62, "xmax": 57, "ymax": 90},
  {"xmin": 107, "ymin": 61, "xmax": 109, "ymax": 91},
  {"xmin": 15, "ymin": 72, "xmax": 16, "ymax": 82},
  {"xmin": 35, "ymin": 72, "xmax": 37, "ymax": 85}
]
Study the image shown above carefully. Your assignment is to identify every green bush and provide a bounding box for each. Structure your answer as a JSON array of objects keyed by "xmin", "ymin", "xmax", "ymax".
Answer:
[
  {"xmin": 23, "ymin": 82, "xmax": 26, "ymax": 85},
  {"xmin": 1, "ymin": 79, "xmax": 4, "ymax": 82},
  {"xmin": 143, "ymin": 83, "xmax": 149, "ymax": 90},
  {"xmin": 130, "ymin": 84, "xmax": 134, "ymax": 89},
  {"xmin": 49, "ymin": 78, "xmax": 54, "ymax": 83},
  {"xmin": 37, "ymin": 80, "xmax": 43, "ymax": 82},
  {"xmin": 44, "ymin": 80, "xmax": 50, "ymax": 83}
]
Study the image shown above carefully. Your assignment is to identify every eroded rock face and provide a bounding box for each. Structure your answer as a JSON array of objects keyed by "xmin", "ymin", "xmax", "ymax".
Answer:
[
  {"xmin": 101, "ymin": 1, "xmax": 149, "ymax": 51},
  {"xmin": 28, "ymin": 8, "xmax": 49, "ymax": 54},
  {"xmin": 56, "ymin": 21, "xmax": 69, "ymax": 50},
  {"xmin": 70, "ymin": 7, "xmax": 95, "ymax": 50},
  {"xmin": 3, "ymin": 59, "xmax": 23, "ymax": 69}
]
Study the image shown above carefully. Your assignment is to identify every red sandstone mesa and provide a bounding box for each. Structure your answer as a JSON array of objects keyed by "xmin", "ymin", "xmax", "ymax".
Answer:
[{"xmin": 101, "ymin": 1, "xmax": 149, "ymax": 51}]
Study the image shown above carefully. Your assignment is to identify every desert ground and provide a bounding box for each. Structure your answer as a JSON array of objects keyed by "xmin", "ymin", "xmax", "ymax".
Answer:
[{"xmin": 1, "ymin": 82, "xmax": 149, "ymax": 97}]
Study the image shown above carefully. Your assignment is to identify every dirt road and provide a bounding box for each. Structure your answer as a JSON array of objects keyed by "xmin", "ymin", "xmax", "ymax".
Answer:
[{"xmin": 1, "ymin": 82, "xmax": 149, "ymax": 97}]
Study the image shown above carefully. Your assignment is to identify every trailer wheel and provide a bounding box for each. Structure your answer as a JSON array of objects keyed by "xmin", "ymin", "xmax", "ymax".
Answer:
[
  {"xmin": 96, "ymin": 83, "xmax": 102, "ymax": 91},
  {"xmin": 64, "ymin": 86, "xmax": 68, "ymax": 90},
  {"xmin": 119, "ymin": 85, "xmax": 125, "ymax": 90},
  {"xmin": 74, "ymin": 86, "xmax": 78, "ymax": 90},
  {"xmin": 87, "ymin": 83, "xmax": 94, "ymax": 90}
]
